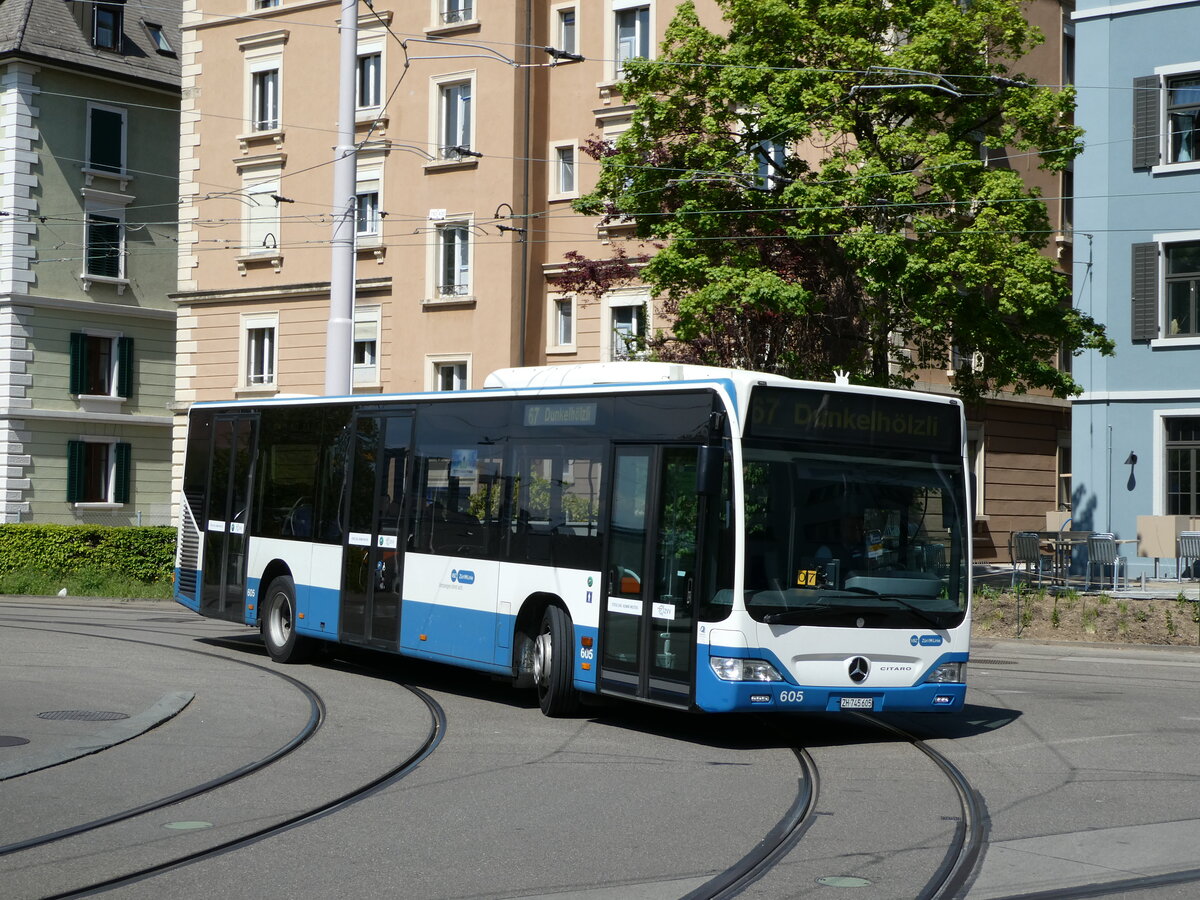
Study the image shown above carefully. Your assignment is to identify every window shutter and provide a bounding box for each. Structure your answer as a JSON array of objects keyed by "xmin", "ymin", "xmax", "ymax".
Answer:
[
  {"xmin": 69, "ymin": 332, "xmax": 88, "ymax": 395},
  {"xmin": 1131, "ymin": 242, "xmax": 1159, "ymax": 341},
  {"xmin": 89, "ymin": 107, "xmax": 123, "ymax": 173},
  {"xmin": 66, "ymin": 440, "xmax": 85, "ymax": 502},
  {"xmin": 116, "ymin": 336, "xmax": 133, "ymax": 399},
  {"xmin": 86, "ymin": 215, "xmax": 122, "ymax": 278},
  {"xmin": 114, "ymin": 442, "xmax": 131, "ymax": 504},
  {"xmin": 1133, "ymin": 75, "xmax": 1161, "ymax": 169}
]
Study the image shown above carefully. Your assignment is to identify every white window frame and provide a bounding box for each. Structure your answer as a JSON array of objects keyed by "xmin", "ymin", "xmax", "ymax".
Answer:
[
  {"xmin": 552, "ymin": 3, "xmax": 578, "ymax": 56},
  {"xmin": 353, "ymin": 305, "xmax": 381, "ymax": 387},
  {"xmin": 549, "ymin": 140, "xmax": 579, "ymax": 200},
  {"xmin": 967, "ymin": 423, "xmax": 985, "ymax": 520},
  {"xmin": 431, "ymin": 72, "xmax": 475, "ymax": 161},
  {"xmin": 245, "ymin": 52, "xmax": 283, "ymax": 134},
  {"xmin": 1150, "ymin": 229, "xmax": 1200, "ymax": 347},
  {"xmin": 85, "ymin": 102, "xmax": 127, "ymax": 176},
  {"xmin": 74, "ymin": 330, "xmax": 121, "ymax": 399},
  {"xmin": 1152, "ymin": 62, "xmax": 1200, "ymax": 173},
  {"xmin": 430, "ymin": 218, "xmax": 473, "ymax": 300},
  {"xmin": 73, "ymin": 436, "xmax": 122, "ymax": 508},
  {"xmin": 426, "ymin": 354, "xmax": 471, "ymax": 391},
  {"xmin": 241, "ymin": 312, "xmax": 279, "ymax": 390},
  {"xmin": 609, "ymin": 0, "xmax": 653, "ymax": 82},
  {"xmin": 602, "ymin": 288, "xmax": 650, "ymax": 361},
  {"xmin": 755, "ymin": 139, "xmax": 787, "ymax": 190},
  {"xmin": 356, "ymin": 167, "xmax": 382, "ymax": 241},
  {"xmin": 357, "ymin": 42, "xmax": 383, "ymax": 111},
  {"xmin": 435, "ymin": 0, "xmax": 475, "ymax": 26},
  {"xmin": 243, "ymin": 177, "xmax": 281, "ymax": 256},
  {"xmin": 549, "ymin": 294, "xmax": 576, "ymax": 353}
]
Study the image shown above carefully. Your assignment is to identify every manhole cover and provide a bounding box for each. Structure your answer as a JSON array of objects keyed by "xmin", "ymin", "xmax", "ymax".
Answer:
[
  {"xmin": 0, "ymin": 735, "xmax": 30, "ymax": 747},
  {"xmin": 37, "ymin": 710, "xmax": 129, "ymax": 722}
]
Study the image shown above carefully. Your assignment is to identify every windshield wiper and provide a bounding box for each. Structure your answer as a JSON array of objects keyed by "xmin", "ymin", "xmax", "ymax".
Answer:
[
  {"xmin": 762, "ymin": 604, "xmax": 846, "ymax": 625},
  {"xmin": 874, "ymin": 594, "xmax": 947, "ymax": 631}
]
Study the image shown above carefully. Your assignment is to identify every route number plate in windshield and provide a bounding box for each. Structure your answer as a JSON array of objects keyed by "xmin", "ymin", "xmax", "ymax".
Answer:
[{"xmin": 839, "ymin": 697, "xmax": 874, "ymax": 710}]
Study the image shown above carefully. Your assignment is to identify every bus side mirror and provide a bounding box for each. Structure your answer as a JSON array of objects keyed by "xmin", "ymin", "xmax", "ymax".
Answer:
[{"xmin": 696, "ymin": 445, "xmax": 724, "ymax": 496}]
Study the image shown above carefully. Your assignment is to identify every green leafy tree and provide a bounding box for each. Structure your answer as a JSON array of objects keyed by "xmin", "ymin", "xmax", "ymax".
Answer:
[{"xmin": 566, "ymin": 0, "xmax": 1113, "ymax": 400}]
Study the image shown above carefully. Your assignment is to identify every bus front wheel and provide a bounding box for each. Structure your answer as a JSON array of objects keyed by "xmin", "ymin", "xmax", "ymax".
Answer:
[
  {"xmin": 262, "ymin": 575, "xmax": 313, "ymax": 664},
  {"xmin": 533, "ymin": 605, "xmax": 579, "ymax": 717}
]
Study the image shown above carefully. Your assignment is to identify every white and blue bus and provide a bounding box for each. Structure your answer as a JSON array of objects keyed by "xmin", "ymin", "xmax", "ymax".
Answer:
[{"xmin": 174, "ymin": 362, "xmax": 971, "ymax": 716}]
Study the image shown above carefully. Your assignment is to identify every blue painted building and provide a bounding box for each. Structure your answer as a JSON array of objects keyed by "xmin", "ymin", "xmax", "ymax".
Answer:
[{"xmin": 1073, "ymin": 0, "xmax": 1200, "ymax": 576}]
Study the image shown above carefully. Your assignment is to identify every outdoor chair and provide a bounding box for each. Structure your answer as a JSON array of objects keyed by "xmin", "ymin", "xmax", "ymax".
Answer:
[
  {"xmin": 1010, "ymin": 531, "xmax": 1052, "ymax": 587},
  {"xmin": 1085, "ymin": 533, "xmax": 1127, "ymax": 592},
  {"xmin": 1177, "ymin": 531, "xmax": 1200, "ymax": 581}
]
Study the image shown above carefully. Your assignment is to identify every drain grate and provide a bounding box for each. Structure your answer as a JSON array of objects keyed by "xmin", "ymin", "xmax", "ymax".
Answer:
[
  {"xmin": 37, "ymin": 710, "xmax": 130, "ymax": 722},
  {"xmin": 0, "ymin": 735, "xmax": 30, "ymax": 747},
  {"xmin": 972, "ymin": 658, "xmax": 1017, "ymax": 666}
]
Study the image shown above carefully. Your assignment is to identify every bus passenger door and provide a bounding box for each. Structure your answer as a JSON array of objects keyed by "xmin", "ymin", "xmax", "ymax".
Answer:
[
  {"xmin": 600, "ymin": 446, "xmax": 699, "ymax": 707},
  {"xmin": 201, "ymin": 414, "xmax": 258, "ymax": 622},
  {"xmin": 340, "ymin": 413, "xmax": 413, "ymax": 650}
]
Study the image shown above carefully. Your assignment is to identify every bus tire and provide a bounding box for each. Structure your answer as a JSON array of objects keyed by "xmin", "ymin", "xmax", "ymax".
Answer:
[
  {"xmin": 262, "ymin": 575, "xmax": 313, "ymax": 664},
  {"xmin": 533, "ymin": 605, "xmax": 579, "ymax": 717}
]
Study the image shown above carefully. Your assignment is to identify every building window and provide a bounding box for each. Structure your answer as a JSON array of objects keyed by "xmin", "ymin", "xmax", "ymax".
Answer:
[
  {"xmin": 94, "ymin": 4, "xmax": 122, "ymax": 51},
  {"xmin": 437, "ymin": 222, "xmax": 471, "ymax": 297},
  {"xmin": 608, "ymin": 297, "xmax": 647, "ymax": 360},
  {"xmin": 1166, "ymin": 417, "xmax": 1200, "ymax": 515},
  {"xmin": 353, "ymin": 306, "xmax": 380, "ymax": 386},
  {"xmin": 554, "ymin": 297, "xmax": 574, "ymax": 348},
  {"xmin": 87, "ymin": 105, "xmax": 125, "ymax": 174},
  {"xmin": 434, "ymin": 360, "xmax": 468, "ymax": 391},
  {"xmin": 244, "ymin": 179, "xmax": 281, "ymax": 254},
  {"xmin": 358, "ymin": 51, "xmax": 382, "ymax": 109},
  {"xmin": 440, "ymin": 0, "xmax": 474, "ymax": 25},
  {"xmin": 243, "ymin": 314, "xmax": 278, "ymax": 388},
  {"xmin": 145, "ymin": 22, "xmax": 173, "ymax": 55},
  {"xmin": 437, "ymin": 79, "xmax": 473, "ymax": 159},
  {"xmin": 614, "ymin": 3, "xmax": 650, "ymax": 79},
  {"xmin": 67, "ymin": 439, "xmax": 130, "ymax": 505},
  {"xmin": 557, "ymin": 6, "xmax": 577, "ymax": 54},
  {"xmin": 551, "ymin": 143, "xmax": 577, "ymax": 198},
  {"xmin": 251, "ymin": 67, "xmax": 280, "ymax": 131},
  {"xmin": 755, "ymin": 139, "xmax": 786, "ymax": 190},
  {"xmin": 1168, "ymin": 75, "xmax": 1200, "ymax": 164},
  {"xmin": 255, "ymin": 0, "xmax": 281, "ymax": 8},
  {"xmin": 70, "ymin": 333, "xmax": 132, "ymax": 398},
  {"xmin": 357, "ymin": 190, "xmax": 380, "ymax": 237},
  {"xmin": 86, "ymin": 214, "xmax": 124, "ymax": 279},
  {"xmin": 1166, "ymin": 241, "xmax": 1200, "ymax": 336}
]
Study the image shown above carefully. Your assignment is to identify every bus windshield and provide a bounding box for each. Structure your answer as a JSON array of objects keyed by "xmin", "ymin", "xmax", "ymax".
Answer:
[{"xmin": 741, "ymin": 446, "xmax": 968, "ymax": 630}]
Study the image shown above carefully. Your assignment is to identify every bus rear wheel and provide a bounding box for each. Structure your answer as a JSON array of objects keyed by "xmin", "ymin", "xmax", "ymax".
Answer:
[
  {"xmin": 533, "ymin": 605, "xmax": 579, "ymax": 717},
  {"xmin": 262, "ymin": 575, "xmax": 313, "ymax": 664}
]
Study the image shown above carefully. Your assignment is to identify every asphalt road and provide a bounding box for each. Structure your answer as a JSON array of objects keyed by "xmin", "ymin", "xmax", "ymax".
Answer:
[{"xmin": 1, "ymin": 597, "xmax": 1197, "ymax": 899}]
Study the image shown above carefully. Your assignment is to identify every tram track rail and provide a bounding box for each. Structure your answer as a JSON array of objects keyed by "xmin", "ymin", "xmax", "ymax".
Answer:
[
  {"xmin": 682, "ymin": 712, "xmax": 984, "ymax": 900},
  {"xmin": 0, "ymin": 623, "xmax": 325, "ymax": 859},
  {"xmin": 0, "ymin": 618, "xmax": 446, "ymax": 900}
]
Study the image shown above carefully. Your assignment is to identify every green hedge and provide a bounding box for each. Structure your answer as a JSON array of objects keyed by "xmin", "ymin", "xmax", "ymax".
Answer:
[{"xmin": 0, "ymin": 525, "xmax": 176, "ymax": 585}]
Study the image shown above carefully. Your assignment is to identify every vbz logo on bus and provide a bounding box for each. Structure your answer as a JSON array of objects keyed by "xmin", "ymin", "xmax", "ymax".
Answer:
[{"xmin": 451, "ymin": 569, "xmax": 475, "ymax": 585}]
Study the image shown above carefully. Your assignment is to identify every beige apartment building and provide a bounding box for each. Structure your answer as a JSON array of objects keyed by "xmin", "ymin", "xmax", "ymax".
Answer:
[{"xmin": 175, "ymin": 0, "xmax": 1076, "ymax": 562}]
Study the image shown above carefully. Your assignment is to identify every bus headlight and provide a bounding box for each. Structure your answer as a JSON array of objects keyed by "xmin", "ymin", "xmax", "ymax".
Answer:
[
  {"xmin": 927, "ymin": 662, "xmax": 966, "ymax": 684},
  {"xmin": 710, "ymin": 657, "xmax": 782, "ymax": 682}
]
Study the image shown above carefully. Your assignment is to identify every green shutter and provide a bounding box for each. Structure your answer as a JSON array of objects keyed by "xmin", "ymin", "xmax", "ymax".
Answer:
[
  {"xmin": 89, "ymin": 107, "xmax": 124, "ymax": 173},
  {"xmin": 116, "ymin": 336, "xmax": 133, "ymax": 399},
  {"xmin": 114, "ymin": 442, "xmax": 131, "ymax": 504},
  {"xmin": 86, "ymin": 215, "xmax": 122, "ymax": 278},
  {"xmin": 67, "ymin": 440, "xmax": 85, "ymax": 502},
  {"xmin": 69, "ymin": 332, "xmax": 88, "ymax": 395}
]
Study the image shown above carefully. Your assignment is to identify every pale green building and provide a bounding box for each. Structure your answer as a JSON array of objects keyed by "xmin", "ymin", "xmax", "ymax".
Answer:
[{"xmin": 0, "ymin": 0, "xmax": 179, "ymax": 524}]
